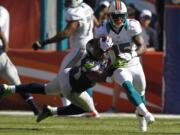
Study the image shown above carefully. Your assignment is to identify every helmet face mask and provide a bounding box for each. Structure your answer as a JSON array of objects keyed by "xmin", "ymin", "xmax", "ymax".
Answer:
[
  {"xmin": 109, "ymin": 12, "xmax": 127, "ymax": 28},
  {"xmin": 108, "ymin": 0, "xmax": 127, "ymax": 28},
  {"xmin": 65, "ymin": 0, "xmax": 83, "ymax": 8}
]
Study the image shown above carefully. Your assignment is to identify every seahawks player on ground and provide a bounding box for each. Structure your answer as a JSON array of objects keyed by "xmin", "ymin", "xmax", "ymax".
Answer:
[{"xmin": 0, "ymin": 37, "xmax": 113, "ymax": 122}]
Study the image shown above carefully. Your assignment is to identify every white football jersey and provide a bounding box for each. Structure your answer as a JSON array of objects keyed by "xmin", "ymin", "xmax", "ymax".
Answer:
[
  {"xmin": 95, "ymin": 19, "xmax": 142, "ymax": 66},
  {"xmin": 65, "ymin": 3, "xmax": 94, "ymax": 49},
  {"xmin": 0, "ymin": 6, "xmax": 9, "ymax": 47}
]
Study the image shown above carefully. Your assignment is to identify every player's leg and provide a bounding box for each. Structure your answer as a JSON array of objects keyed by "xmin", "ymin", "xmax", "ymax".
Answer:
[
  {"xmin": 113, "ymin": 68, "xmax": 154, "ymax": 128},
  {"xmin": 37, "ymin": 91, "xmax": 98, "ymax": 122},
  {"xmin": 58, "ymin": 48, "xmax": 86, "ymax": 106},
  {"xmin": 59, "ymin": 68, "xmax": 98, "ymax": 115},
  {"xmin": 59, "ymin": 48, "xmax": 93, "ymax": 106},
  {"xmin": 60, "ymin": 94, "xmax": 71, "ymax": 106},
  {"xmin": 128, "ymin": 64, "xmax": 147, "ymax": 132},
  {"xmin": 37, "ymin": 68, "xmax": 98, "ymax": 122},
  {"xmin": 0, "ymin": 54, "xmax": 39, "ymax": 115},
  {"xmin": 130, "ymin": 64, "xmax": 146, "ymax": 104},
  {"xmin": 0, "ymin": 74, "xmax": 62, "ymax": 98}
]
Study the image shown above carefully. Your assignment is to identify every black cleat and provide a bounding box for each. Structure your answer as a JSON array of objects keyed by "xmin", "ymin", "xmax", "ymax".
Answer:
[{"xmin": 36, "ymin": 105, "xmax": 53, "ymax": 123}]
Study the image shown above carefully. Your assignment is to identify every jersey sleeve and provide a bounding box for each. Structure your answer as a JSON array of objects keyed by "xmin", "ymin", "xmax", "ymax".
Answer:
[
  {"xmin": 65, "ymin": 9, "xmax": 83, "ymax": 21},
  {"xmin": 128, "ymin": 19, "xmax": 142, "ymax": 37}
]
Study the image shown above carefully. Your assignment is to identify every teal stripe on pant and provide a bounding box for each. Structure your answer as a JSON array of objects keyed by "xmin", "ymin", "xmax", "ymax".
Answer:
[
  {"xmin": 122, "ymin": 81, "xmax": 142, "ymax": 106},
  {"xmin": 86, "ymin": 87, "xmax": 93, "ymax": 97}
]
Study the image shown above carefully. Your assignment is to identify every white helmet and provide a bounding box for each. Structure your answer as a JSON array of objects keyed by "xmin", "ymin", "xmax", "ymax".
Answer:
[
  {"xmin": 108, "ymin": 0, "xmax": 127, "ymax": 28},
  {"xmin": 65, "ymin": 0, "xmax": 83, "ymax": 8}
]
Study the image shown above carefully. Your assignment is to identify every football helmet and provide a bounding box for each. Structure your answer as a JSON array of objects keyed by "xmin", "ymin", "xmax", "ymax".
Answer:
[
  {"xmin": 86, "ymin": 38, "xmax": 106, "ymax": 60},
  {"xmin": 65, "ymin": 0, "xmax": 83, "ymax": 8},
  {"xmin": 108, "ymin": 0, "xmax": 127, "ymax": 28}
]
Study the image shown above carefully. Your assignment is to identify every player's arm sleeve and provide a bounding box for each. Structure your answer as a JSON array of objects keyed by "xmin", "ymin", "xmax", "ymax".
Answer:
[
  {"xmin": 65, "ymin": 9, "xmax": 82, "ymax": 21},
  {"xmin": 40, "ymin": 20, "xmax": 78, "ymax": 46},
  {"xmin": 128, "ymin": 20, "xmax": 142, "ymax": 37}
]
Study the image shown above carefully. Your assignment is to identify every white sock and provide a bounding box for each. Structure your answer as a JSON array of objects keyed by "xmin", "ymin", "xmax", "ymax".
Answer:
[
  {"xmin": 136, "ymin": 103, "xmax": 149, "ymax": 116},
  {"xmin": 48, "ymin": 106, "xmax": 58, "ymax": 115}
]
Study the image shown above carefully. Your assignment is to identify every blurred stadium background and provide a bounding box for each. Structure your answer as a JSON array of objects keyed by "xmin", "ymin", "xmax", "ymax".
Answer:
[{"xmin": 0, "ymin": 0, "xmax": 179, "ymax": 115}]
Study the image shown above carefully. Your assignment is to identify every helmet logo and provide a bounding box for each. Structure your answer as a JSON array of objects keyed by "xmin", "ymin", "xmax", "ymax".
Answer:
[{"xmin": 116, "ymin": 0, "xmax": 121, "ymax": 11}]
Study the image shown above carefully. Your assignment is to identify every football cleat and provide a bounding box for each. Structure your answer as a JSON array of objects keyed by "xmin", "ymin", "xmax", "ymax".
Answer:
[
  {"xmin": 144, "ymin": 112, "xmax": 155, "ymax": 125},
  {"xmin": 135, "ymin": 110, "xmax": 147, "ymax": 132},
  {"xmin": 36, "ymin": 105, "xmax": 53, "ymax": 123},
  {"xmin": 0, "ymin": 84, "xmax": 12, "ymax": 99}
]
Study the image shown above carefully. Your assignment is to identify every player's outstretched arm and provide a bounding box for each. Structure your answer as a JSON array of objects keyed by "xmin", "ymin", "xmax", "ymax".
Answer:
[{"xmin": 32, "ymin": 21, "xmax": 79, "ymax": 50}]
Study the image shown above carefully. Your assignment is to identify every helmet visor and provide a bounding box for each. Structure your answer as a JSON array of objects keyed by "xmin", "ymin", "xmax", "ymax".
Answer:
[
  {"xmin": 110, "ymin": 13, "xmax": 127, "ymax": 20},
  {"xmin": 110, "ymin": 13, "xmax": 127, "ymax": 27}
]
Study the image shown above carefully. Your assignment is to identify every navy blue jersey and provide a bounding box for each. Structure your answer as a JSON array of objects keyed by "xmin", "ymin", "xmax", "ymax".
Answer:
[{"xmin": 69, "ymin": 55, "xmax": 112, "ymax": 93}]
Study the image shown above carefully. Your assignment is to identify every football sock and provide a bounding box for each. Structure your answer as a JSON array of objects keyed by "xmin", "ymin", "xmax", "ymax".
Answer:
[
  {"xmin": 122, "ymin": 81, "xmax": 142, "ymax": 106},
  {"xmin": 48, "ymin": 106, "xmax": 58, "ymax": 115},
  {"xmin": 57, "ymin": 104, "xmax": 85, "ymax": 115},
  {"xmin": 27, "ymin": 99, "xmax": 40, "ymax": 115},
  {"xmin": 136, "ymin": 103, "xmax": 149, "ymax": 116},
  {"xmin": 15, "ymin": 83, "xmax": 46, "ymax": 94}
]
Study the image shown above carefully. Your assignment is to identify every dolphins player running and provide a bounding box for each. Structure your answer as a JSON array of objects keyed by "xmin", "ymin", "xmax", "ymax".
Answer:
[{"xmin": 95, "ymin": 0, "xmax": 155, "ymax": 132}]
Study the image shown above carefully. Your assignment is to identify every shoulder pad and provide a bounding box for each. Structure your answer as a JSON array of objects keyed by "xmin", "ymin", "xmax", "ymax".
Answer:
[
  {"xmin": 127, "ymin": 19, "xmax": 142, "ymax": 36},
  {"xmin": 65, "ymin": 8, "xmax": 83, "ymax": 21}
]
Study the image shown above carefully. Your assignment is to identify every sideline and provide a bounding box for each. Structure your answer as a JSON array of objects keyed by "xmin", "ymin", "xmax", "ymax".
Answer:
[{"xmin": 0, "ymin": 111, "xmax": 180, "ymax": 119}]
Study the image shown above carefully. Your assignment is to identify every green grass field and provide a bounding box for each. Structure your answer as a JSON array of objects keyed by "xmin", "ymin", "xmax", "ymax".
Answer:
[{"xmin": 0, "ymin": 115, "xmax": 180, "ymax": 135}]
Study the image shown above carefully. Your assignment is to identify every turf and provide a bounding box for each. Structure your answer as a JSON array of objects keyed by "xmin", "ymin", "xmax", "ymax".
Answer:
[{"xmin": 0, "ymin": 115, "xmax": 180, "ymax": 135}]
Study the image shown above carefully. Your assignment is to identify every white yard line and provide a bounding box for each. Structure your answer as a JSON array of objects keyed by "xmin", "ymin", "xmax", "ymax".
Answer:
[{"xmin": 0, "ymin": 111, "xmax": 180, "ymax": 119}]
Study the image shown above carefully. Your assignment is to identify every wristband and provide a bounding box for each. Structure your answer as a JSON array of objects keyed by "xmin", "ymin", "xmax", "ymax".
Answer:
[{"xmin": 131, "ymin": 51, "xmax": 138, "ymax": 57}]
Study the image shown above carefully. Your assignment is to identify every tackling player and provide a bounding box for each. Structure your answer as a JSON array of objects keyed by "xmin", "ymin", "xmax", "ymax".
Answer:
[
  {"xmin": 0, "ymin": 6, "xmax": 39, "ymax": 115},
  {"xmin": 0, "ymin": 37, "xmax": 113, "ymax": 122},
  {"xmin": 95, "ymin": 0, "xmax": 154, "ymax": 132}
]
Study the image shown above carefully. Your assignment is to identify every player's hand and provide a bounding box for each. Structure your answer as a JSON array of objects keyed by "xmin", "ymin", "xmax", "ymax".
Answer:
[
  {"xmin": 32, "ymin": 41, "xmax": 43, "ymax": 50},
  {"xmin": 100, "ymin": 36, "xmax": 113, "ymax": 51},
  {"xmin": 119, "ymin": 53, "xmax": 132, "ymax": 62}
]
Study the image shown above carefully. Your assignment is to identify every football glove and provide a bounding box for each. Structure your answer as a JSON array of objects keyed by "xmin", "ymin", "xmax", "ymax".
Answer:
[
  {"xmin": 119, "ymin": 53, "xmax": 133, "ymax": 62},
  {"xmin": 32, "ymin": 41, "xmax": 44, "ymax": 50},
  {"xmin": 119, "ymin": 51, "xmax": 138, "ymax": 62}
]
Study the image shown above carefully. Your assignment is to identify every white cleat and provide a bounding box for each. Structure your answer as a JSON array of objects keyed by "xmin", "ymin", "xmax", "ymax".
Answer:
[
  {"xmin": 135, "ymin": 110, "xmax": 147, "ymax": 132},
  {"xmin": 144, "ymin": 112, "xmax": 155, "ymax": 125}
]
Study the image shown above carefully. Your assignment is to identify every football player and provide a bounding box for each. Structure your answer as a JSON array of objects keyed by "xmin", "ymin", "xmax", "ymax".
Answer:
[
  {"xmin": 32, "ymin": 0, "xmax": 97, "ymax": 107},
  {"xmin": 0, "ymin": 6, "xmax": 39, "ymax": 115},
  {"xmin": 0, "ymin": 37, "xmax": 113, "ymax": 122},
  {"xmin": 95, "ymin": 0, "xmax": 155, "ymax": 132}
]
